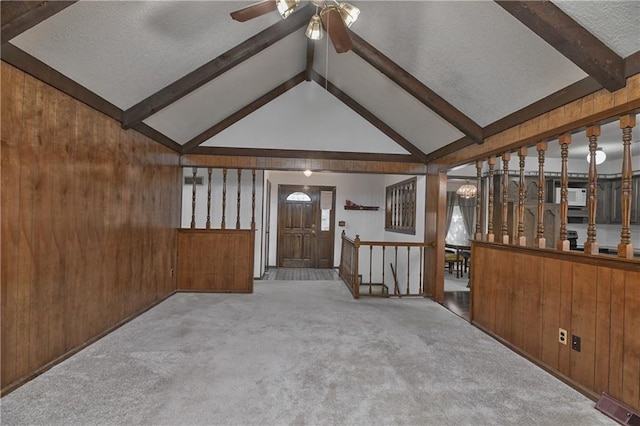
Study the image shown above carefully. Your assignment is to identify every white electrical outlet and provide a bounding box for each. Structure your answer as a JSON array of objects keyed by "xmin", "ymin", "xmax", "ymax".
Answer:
[{"xmin": 559, "ymin": 328, "xmax": 568, "ymax": 345}]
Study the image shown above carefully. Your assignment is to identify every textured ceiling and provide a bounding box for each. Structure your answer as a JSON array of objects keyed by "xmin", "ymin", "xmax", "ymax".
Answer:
[{"xmin": 7, "ymin": 0, "xmax": 640, "ymax": 161}]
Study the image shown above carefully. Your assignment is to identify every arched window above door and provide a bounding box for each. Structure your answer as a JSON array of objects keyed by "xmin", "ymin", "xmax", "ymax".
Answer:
[{"xmin": 286, "ymin": 192, "xmax": 311, "ymax": 202}]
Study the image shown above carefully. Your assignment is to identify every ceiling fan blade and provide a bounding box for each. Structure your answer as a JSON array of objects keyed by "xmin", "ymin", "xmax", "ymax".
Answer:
[
  {"xmin": 230, "ymin": 1, "xmax": 277, "ymax": 22},
  {"xmin": 321, "ymin": 7, "xmax": 353, "ymax": 53}
]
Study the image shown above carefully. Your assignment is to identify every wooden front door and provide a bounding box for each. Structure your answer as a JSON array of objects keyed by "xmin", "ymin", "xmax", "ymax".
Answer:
[{"xmin": 277, "ymin": 185, "xmax": 335, "ymax": 268}]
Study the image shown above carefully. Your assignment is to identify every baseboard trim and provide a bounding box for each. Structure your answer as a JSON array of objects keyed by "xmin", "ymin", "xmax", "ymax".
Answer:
[
  {"xmin": 472, "ymin": 321, "xmax": 600, "ymax": 404},
  {"xmin": 0, "ymin": 290, "xmax": 177, "ymax": 397}
]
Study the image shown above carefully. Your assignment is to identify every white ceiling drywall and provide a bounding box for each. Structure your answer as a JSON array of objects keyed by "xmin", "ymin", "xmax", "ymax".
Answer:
[
  {"xmin": 7, "ymin": 1, "xmax": 640, "ymax": 161},
  {"xmin": 313, "ymin": 43, "xmax": 465, "ymax": 154},
  {"xmin": 201, "ymin": 82, "xmax": 409, "ymax": 154},
  {"xmin": 145, "ymin": 30, "xmax": 308, "ymax": 144},
  {"xmin": 11, "ymin": 1, "xmax": 281, "ymax": 109}
]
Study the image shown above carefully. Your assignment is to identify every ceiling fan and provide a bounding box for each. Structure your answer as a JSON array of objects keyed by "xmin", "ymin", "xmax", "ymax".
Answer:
[{"xmin": 230, "ymin": 0, "xmax": 360, "ymax": 53}]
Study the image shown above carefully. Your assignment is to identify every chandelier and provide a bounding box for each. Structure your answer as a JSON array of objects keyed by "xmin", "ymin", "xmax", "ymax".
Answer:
[{"xmin": 456, "ymin": 182, "xmax": 477, "ymax": 199}]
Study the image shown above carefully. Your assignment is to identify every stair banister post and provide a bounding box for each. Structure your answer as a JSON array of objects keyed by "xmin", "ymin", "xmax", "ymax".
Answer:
[
  {"xmin": 618, "ymin": 114, "xmax": 636, "ymax": 259},
  {"xmin": 557, "ymin": 133, "xmax": 572, "ymax": 251},
  {"xmin": 353, "ymin": 235, "xmax": 361, "ymax": 299},
  {"xmin": 584, "ymin": 125, "xmax": 601, "ymax": 255},
  {"xmin": 535, "ymin": 142, "xmax": 547, "ymax": 248}
]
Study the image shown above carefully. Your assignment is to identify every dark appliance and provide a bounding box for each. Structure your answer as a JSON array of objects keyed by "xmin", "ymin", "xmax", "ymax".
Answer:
[{"xmin": 567, "ymin": 230, "xmax": 578, "ymax": 250}]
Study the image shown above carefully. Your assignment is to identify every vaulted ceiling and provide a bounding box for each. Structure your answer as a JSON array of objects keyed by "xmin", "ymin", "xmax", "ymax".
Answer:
[{"xmin": 2, "ymin": 1, "xmax": 639, "ymax": 164}]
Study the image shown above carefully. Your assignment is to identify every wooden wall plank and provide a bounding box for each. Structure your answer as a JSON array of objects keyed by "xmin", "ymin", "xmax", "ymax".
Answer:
[
  {"xmin": 16, "ymin": 73, "xmax": 38, "ymax": 382},
  {"xmin": 570, "ymin": 263, "xmax": 597, "ymax": 390},
  {"xmin": 1, "ymin": 61, "xmax": 25, "ymax": 385},
  {"xmin": 521, "ymin": 253, "xmax": 542, "ymax": 359},
  {"xmin": 1, "ymin": 62, "xmax": 181, "ymax": 393},
  {"xmin": 594, "ymin": 267, "xmax": 612, "ymax": 396},
  {"xmin": 622, "ymin": 270, "xmax": 640, "ymax": 409},
  {"xmin": 540, "ymin": 257, "xmax": 562, "ymax": 369},
  {"xmin": 510, "ymin": 253, "xmax": 525, "ymax": 350},
  {"xmin": 557, "ymin": 260, "xmax": 573, "ymax": 377},
  {"xmin": 609, "ymin": 268, "xmax": 626, "ymax": 401}
]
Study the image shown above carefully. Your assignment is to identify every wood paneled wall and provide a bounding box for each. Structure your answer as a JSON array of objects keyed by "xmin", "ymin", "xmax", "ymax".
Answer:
[
  {"xmin": 472, "ymin": 241, "xmax": 640, "ymax": 410},
  {"xmin": 1, "ymin": 62, "xmax": 181, "ymax": 393},
  {"xmin": 177, "ymin": 230, "xmax": 254, "ymax": 293}
]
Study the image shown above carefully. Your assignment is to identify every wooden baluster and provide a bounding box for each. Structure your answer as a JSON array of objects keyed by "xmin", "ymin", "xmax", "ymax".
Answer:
[
  {"xmin": 557, "ymin": 133, "xmax": 572, "ymax": 251},
  {"xmin": 369, "ymin": 245, "xmax": 373, "ymax": 295},
  {"xmin": 535, "ymin": 142, "xmax": 547, "ymax": 248},
  {"xmin": 487, "ymin": 156, "xmax": 496, "ymax": 242},
  {"xmin": 251, "ymin": 169, "xmax": 256, "ymax": 230},
  {"xmin": 584, "ymin": 125, "xmax": 601, "ymax": 255},
  {"xmin": 190, "ymin": 167, "xmax": 197, "ymax": 229},
  {"xmin": 406, "ymin": 246, "xmax": 410, "ymax": 295},
  {"xmin": 618, "ymin": 114, "xmax": 636, "ymax": 259},
  {"xmin": 236, "ymin": 169, "xmax": 242, "ymax": 230},
  {"xmin": 394, "ymin": 246, "xmax": 399, "ymax": 296},
  {"xmin": 206, "ymin": 168, "xmax": 212, "ymax": 229},
  {"xmin": 474, "ymin": 160, "xmax": 483, "ymax": 240},
  {"xmin": 221, "ymin": 168, "xmax": 227, "ymax": 229},
  {"xmin": 419, "ymin": 246, "xmax": 423, "ymax": 295},
  {"xmin": 381, "ymin": 246, "xmax": 385, "ymax": 292},
  {"xmin": 501, "ymin": 152, "xmax": 511, "ymax": 244},
  {"xmin": 354, "ymin": 235, "xmax": 360, "ymax": 299},
  {"xmin": 517, "ymin": 147, "xmax": 527, "ymax": 246}
]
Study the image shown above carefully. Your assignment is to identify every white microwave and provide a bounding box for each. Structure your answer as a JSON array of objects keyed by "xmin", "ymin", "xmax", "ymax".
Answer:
[{"xmin": 555, "ymin": 187, "xmax": 587, "ymax": 207}]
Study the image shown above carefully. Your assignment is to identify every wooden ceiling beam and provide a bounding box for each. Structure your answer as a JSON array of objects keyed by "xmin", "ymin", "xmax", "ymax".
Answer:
[
  {"xmin": 188, "ymin": 146, "xmax": 420, "ymax": 163},
  {"xmin": 311, "ymin": 71, "xmax": 427, "ymax": 163},
  {"xmin": 1, "ymin": 1, "xmax": 77, "ymax": 44},
  {"xmin": 495, "ymin": 1, "xmax": 625, "ymax": 92},
  {"xmin": 122, "ymin": 5, "xmax": 314, "ymax": 130},
  {"xmin": 349, "ymin": 31, "xmax": 484, "ymax": 144},
  {"xmin": 305, "ymin": 38, "xmax": 315, "ymax": 81},
  {"xmin": 181, "ymin": 72, "xmax": 306, "ymax": 154}
]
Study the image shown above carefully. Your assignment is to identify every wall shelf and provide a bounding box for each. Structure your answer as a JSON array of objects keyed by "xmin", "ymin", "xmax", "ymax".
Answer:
[{"xmin": 344, "ymin": 205, "xmax": 379, "ymax": 211}]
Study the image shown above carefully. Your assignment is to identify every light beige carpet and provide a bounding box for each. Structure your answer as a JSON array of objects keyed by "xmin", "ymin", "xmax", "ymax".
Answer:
[{"xmin": 1, "ymin": 280, "xmax": 614, "ymax": 425}]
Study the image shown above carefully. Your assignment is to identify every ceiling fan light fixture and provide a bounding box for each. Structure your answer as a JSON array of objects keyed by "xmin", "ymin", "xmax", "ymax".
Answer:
[
  {"xmin": 586, "ymin": 148, "xmax": 606, "ymax": 165},
  {"xmin": 337, "ymin": 2, "xmax": 360, "ymax": 27},
  {"xmin": 276, "ymin": 0, "xmax": 300, "ymax": 19},
  {"xmin": 456, "ymin": 182, "xmax": 477, "ymax": 199},
  {"xmin": 306, "ymin": 15, "xmax": 324, "ymax": 40}
]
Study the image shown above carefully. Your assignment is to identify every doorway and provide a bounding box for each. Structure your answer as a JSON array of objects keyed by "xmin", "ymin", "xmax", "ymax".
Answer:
[{"xmin": 277, "ymin": 185, "xmax": 336, "ymax": 268}]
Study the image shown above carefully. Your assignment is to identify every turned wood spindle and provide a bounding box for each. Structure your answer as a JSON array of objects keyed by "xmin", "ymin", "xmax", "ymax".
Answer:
[
  {"xmin": 251, "ymin": 169, "xmax": 256, "ymax": 230},
  {"xmin": 190, "ymin": 167, "xmax": 197, "ymax": 229},
  {"xmin": 406, "ymin": 246, "xmax": 410, "ymax": 296},
  {"xmin": 535, "ymin": 142, "xmax": 547, "ymax": 248},
  {"xmin": 487, "ymin": 156, "xmax": 496, "ymax": 242},
  {"xmin": 618, "ymin": 114, "xmax": 636, "ymax": 259},
  {"xmin": 557, "ymin": 134, "xmax": 572, "ymax": 251},
  {"xmin": 475, "ymin": 160, "xmax": 483, "ymax": 241},
  {"xmin": 502, "ymin": 152, "xmax": 511, "ymax": 244},
  {"xmin": 419, "ymin": 246, "xmax": 423, "ymax": 295},
  {"xmin": 369, "ymin": 246, "xmax": 373, "ymax": 295},
  {"xmin": 221, "ymin": 168, "xmax": 227, "ymax": 229},
  {"xmin": 236, "ymin": 168, "xmax": 242, "ymax": 230},
  {"xmin": 517, "ymin": 147, "xmax": 527, "ymax": 246},
  {"xmin": 584, "ymin": 125, "xmax": 601, "ymax": 255},
  {"xmin": 206, "ymin": 168, "xmax": 212, "ymax": 229}
]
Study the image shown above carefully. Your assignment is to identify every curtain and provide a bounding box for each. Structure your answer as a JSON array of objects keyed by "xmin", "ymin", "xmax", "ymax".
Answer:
[
  {"xmin": 458, "ymin": 194, "xmax": 475, "ymax": 239},
  {"xmin": 446, "ymin": 191, "xmax": 456, "ymax": 238}
]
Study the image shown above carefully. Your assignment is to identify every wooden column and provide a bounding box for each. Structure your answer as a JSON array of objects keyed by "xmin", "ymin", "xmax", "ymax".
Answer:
[
  {"xmin": 535, "ymin": 142, "xmax": 547, "ymax": 248},
  {"xmin": 190, "ymin": 167, "xmax": 197, "ymax": 229},
  {"xmin": 557, "ymin": 133, "xmax": 571, "ymax": 251},
  {"xmin": 236, "ymin": 168, "xmax": 242, "ymax": 230},
  {"xmin": 221, "ymin": 168, "xmax": 227, "ymax": 229},
  {"xmin": 584, "ymin": 125, "xmax": 601, "ymax": 255},
  {"xmin": 487, "ymin": 156, "xmax": 496, "ymax": 242},
  {"xmin": 618, "ymin": 114, "xmax": 636, "ymax": 259},
  {"xmin": 475, "ymin": 160, "xmax": 483, "ymax": 241},
  {"xmin": 206, "ymin": 168, "xmax": 212, "ymax": 229},
  {"xmin": 517, "ymin": 147, "xmax": 527, "ymax": 246},
  {"xmin": 501, "ymin": 152, "xmax": 511, "ymax": 244}
]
